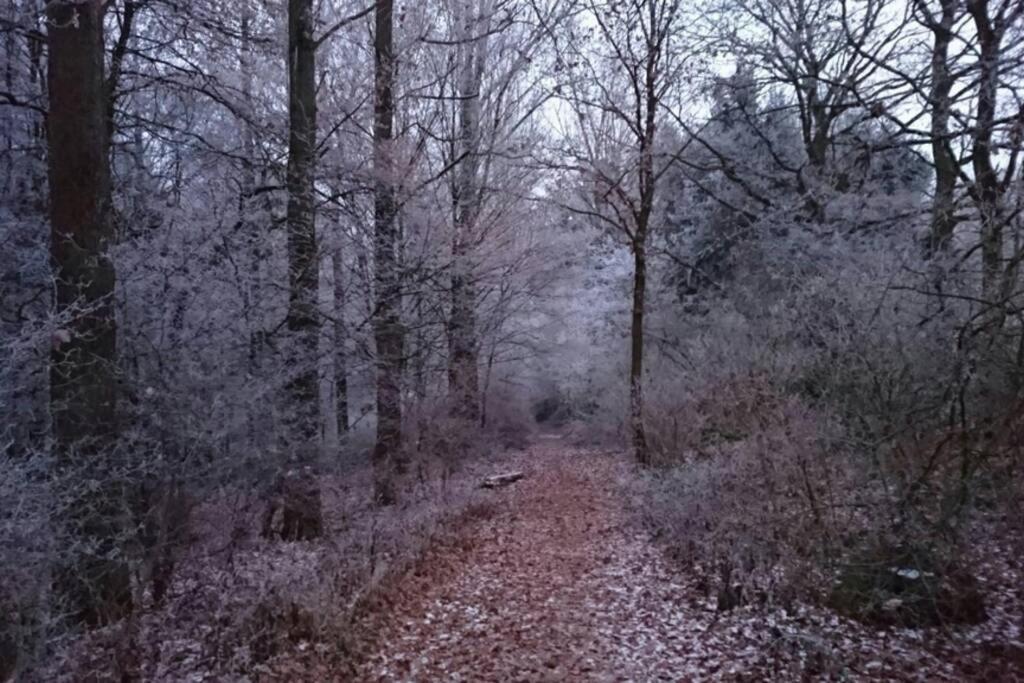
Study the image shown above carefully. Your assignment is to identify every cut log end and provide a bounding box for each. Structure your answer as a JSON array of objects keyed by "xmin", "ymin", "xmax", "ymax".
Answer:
[{"xmin": 480, "ymin": 471, "xmax": 525, "ymax": 489}]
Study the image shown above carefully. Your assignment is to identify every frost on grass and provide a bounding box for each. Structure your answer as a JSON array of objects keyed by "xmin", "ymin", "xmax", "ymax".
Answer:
[{"xmin": 40, "ymin": 450, "xmax": 514, "ymax": 682}]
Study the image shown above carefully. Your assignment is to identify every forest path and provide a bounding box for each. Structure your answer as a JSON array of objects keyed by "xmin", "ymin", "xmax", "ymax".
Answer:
[{"xmin": 355, "ymin": 437, "xmax": 702, "ymax": 681}]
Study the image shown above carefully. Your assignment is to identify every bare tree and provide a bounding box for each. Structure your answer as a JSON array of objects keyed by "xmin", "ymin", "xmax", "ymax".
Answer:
[
  {"xmin": 712, "ymin": 0, "xmax": 907, "ymax": 219},
  {"xmin": 558, "ymin": 0, "xmax": 687, "ymax": 465},
  {"xmin": 447, "ymin": 0, "xmax": 495, "ymax": 422}
]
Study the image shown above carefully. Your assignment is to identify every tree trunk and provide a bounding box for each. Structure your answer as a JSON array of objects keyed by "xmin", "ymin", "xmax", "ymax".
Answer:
[
  {"xmin": 239, "ymin": 3, "xmax": 268, "ymax": 447},
  {"xmin": 631, "ymin": 25, "xmax": 657, "ymax": 468},
  {"xmin": 334, "ymin": 242, "xmax": 349, "ymax": 435},
  {"xmin": 805, "ymin": 100, "xmax": 830, "ymax": 222},
  {"xmin": 448, "ymin": 0, "xmax": 491, "ymax": 422},
  {"xmin": 926, "ymin": 0, "xmax": 959, "ymax": 254},
  {"xmin": 480, "ymin": 344, "xmax": 497, "ymax": 428},
  {"xmin": 449, "ymin": 253, "xmax": 479, "ymax": 420},
  {"xmin": 968, "ymin": 0, "xmax": 1004, "ymax": 302},
  {"xmin": 372, "ymin": 0, "xmax": 405, "ymax": 505},
  {"xmin": 630, "ymin": 239, "xmax": 649, "ymax": 466},
  {"xmin": 318, "ymin": 250, "xmax": 339, "ymax": 454},
  {"xmin": 276, "ymin": 0, "xmax": 322, "ymax": 539},
  {"xmin": 47, "ymin": 0, "xmax": 132, "ymax": 624}
]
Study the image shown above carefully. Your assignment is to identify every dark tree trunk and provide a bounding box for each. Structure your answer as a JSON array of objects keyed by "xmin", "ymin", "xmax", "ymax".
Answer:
[
  {"xmin": 47, "ymin": 0, "xmax": 132, "ymax": 624},
  {"xmin": 285, "ymin": 0, "xmax": 320, "ymax": 448},
  {"xmin": 275, "ymin": 0, "xmax": 322, "ymax": 540},
  {"xmin": 925, "ymin": 0, "xmax": 959, "ymax": 254},
  {"xmin": 630, "ymin": 239, "xmax": 649, "ymax": 466},
  {"xmin": 334, "ymin": 246, "xmax": 349, "ymax": 435},
  {"xmin": 967, "ymin": 0, "xmax": 1005, "ymax": 301},
  {"xmin": 630, "ymin": 17, "xmax": 659, "ymax": 468},
  {"xmin": 630, "ymin": 213, "xmax": 651, "ymax": 466},
  {"xmin": 372, "ymin": 0, "xmax": 405, "ymax": 505},
  {"xmin": 631, "ymin": 125, "xmax": 653, "ymax": 469}
]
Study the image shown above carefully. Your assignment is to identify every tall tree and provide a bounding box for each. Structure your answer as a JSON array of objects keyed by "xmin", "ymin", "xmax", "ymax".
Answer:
[
  {"xmin": 275, "ymin": 0, "xmax": 323, "ymax": 539},
  {"xmin": 372, "ymin": 0, "xmax": 404, "ymax": 503},
  {"xmin": 559, "ymin": 0, "xmax": 685, "ymax": 465},
  {"xmin": 448, "ymin": 0, "xmax": 495, "ymax": 422},
  {"xmin": 47, "ymin": 0, "xmax": 131, "ymax": 623}
]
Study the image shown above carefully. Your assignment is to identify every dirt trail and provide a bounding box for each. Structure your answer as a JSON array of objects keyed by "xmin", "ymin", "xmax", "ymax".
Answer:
[
  {"xmin": 351, "ymin": 439, "xmax": 1024, "ymax": 682},
  {"xmin": 355, "ymin": 438, "xmax": 702, "ymax": 682}
]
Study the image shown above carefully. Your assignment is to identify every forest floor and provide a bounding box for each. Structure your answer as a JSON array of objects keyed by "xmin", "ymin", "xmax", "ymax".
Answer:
[
  {"xmin": 353, "ymin": 434, "xmax": 698, "ymax": 680},
  {"xmin": 349, "ymin": 435, "xmax": 1024, "ymax": 682},
  {"xmin": 40, "ymin": 435, "xmax": 1022, "ymax": 681}
]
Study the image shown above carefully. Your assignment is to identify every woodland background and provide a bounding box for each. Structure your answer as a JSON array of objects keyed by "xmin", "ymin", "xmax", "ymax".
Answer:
[{"xmin": 2, "ymin": 0, "xmax": 1023, "ymax": 679}]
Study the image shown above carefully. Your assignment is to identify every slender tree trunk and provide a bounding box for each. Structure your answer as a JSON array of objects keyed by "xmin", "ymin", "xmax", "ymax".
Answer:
[
  {"xmin": 968, "ymin": 0, "xmax": 1004, "ymax": 302},
  {"xmin": 480, "ymin": 344, "xmax": 497, "ymax": 428},
  {"xmin": 27, "ymin": 2, "xmax": 45, "ymax": 200},
  {"xmin": 448, "ymin": 0, "xmax": 491, "ymax": 422},
  {"xmin": 630, "ymin": 238, "xmax": 649, "ymax": 466},
  {"xmin": 449, "ymin": 251, "xmax": 479, "ymax": 420},
  {"xmin": 927, "ymin": 0, "xmax": 959, "ymax": 254},
  {"xmin": 334, "ymin": 241, "xmax": 349, "ymax": 435},
  {"xmin": 630, "ymin": 20, "xmax": 658, "ymax": 467},
  {"xmin": 318, "ymin": 250, "xmax": 339, "ymax": 454},
  {"xmin": 270, "ymin": 0, "xmax": 323, "ymax": 540},
  {"xmin": 240, "ymin": 3, "xmax": 257, "ymax": 333},
  {"xmin": 239, "ymin": 3, "xmax": 266, "ymax": 443},
  {"xmin": 47, "ymin": 0, "xmax": 131, "ymax": 624},
  {"xmin": 373, "ymin": 0, "xmax": 405, "ymax": 504}
]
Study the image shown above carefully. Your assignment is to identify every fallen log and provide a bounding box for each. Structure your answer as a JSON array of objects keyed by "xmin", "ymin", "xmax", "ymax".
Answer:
[{"xmin": 480, "ymin": 471, "xmax": 525, "ymax": 489}]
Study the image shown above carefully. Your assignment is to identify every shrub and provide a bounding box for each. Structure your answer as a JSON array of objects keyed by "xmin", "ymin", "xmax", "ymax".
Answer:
[
  {"xmin": 0, "ymin": 452, "xmax": 57, "ymax": 680},
  {"xmin": 830, "ymin": 542, "xmax": 986, "ymax": 626},
  {"xmin": 644, "ymin": 392, "xmax": 849, "ymax": 608},
  {"xmin": 640, "ymin": 238, "xmax": 1022, "ymax": 625}
]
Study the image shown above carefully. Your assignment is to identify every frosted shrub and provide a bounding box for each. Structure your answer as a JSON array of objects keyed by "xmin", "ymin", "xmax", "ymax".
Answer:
[
  {"xmin": 481, "ymin": 388, "xmax": 535, "ymax": 450},
  {"xmin": 0, "ymin": 453, "xmax": 56, "ymax": 680},
  {"xmin": 643, "ymin": 233, "xmax": 1023, "ymax": 623},
  {"xmin": 645, "ymin": 388, "xmax": 850, "ymax": 608}
]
